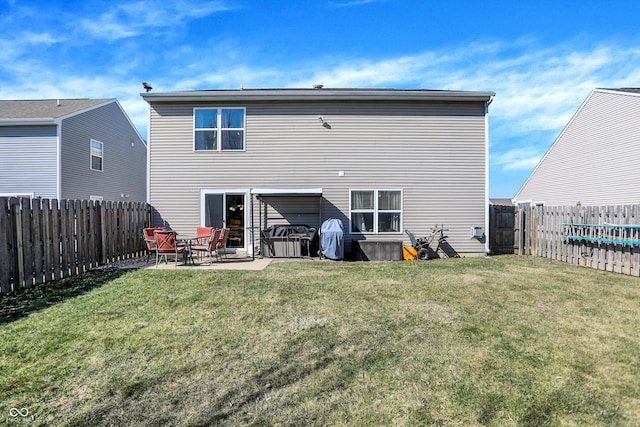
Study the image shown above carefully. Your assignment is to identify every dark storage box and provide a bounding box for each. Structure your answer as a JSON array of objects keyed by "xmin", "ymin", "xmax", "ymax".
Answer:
[
  {"xmin": 260, "ymin": 225, "xmax": 317, "ymax": 258},
  {"xmin": 353, "ymin": 240, "xmax": 403, "ymax": 261}
]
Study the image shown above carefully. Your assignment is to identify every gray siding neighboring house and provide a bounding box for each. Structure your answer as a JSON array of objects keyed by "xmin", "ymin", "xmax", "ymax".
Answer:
[
  {"xmin": 142, "ymin": 88, "xmax": 495, "ymax": 257},
  {"xmin": 513, "ymin": 88, "xmax": 640, "ymax": 206},
  {"xmin": 0, "ymin": 98, "xmax": 147, "ymax": 201}
]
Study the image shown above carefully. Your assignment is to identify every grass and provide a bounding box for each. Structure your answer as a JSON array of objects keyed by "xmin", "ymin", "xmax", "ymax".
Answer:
[{"xmin": 1, "ymin": 256, "xmax": 639, "ymax": 426}]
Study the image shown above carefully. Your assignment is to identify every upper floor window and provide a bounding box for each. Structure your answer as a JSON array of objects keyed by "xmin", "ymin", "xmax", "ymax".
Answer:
[
  {"xmin": 194, "ymin": 108, "xmax": 245, "ymax": 151},
  {"xmin": 90, "ymin": 139, "xmax": 103, "ymax": 171},
  {"xmin": 350, "ymin": 189, "xmax": 402, "ymax": 234}
]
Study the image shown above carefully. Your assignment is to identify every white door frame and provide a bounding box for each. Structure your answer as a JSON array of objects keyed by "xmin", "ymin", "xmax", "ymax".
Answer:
[{"xmin": 200, "ymin": 188, "xmax": 251, "ymax": 254}]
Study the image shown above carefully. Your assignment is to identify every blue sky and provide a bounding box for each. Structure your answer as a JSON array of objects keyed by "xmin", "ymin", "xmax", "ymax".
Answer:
[{"xmin": 2, "ymin": 0, "xmax": 640, "ymax": 197}]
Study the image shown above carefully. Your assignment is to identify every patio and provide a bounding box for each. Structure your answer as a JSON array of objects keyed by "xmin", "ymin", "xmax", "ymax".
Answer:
[
  {"xmin": 139, "ymin": 254, "xmax": 275, "ymax": 271},
  {"xmin": 131, "ymin": 253, "xmax": 325, "ymax": 271}
]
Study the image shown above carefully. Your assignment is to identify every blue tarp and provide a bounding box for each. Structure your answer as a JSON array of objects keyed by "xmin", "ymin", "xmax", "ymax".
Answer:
[{"xmin": 320, "ymin": 218, "xmax": 344, "ymax": 260}]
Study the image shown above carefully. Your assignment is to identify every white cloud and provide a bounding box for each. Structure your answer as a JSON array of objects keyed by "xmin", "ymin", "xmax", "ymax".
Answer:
[
  {"xmin": 492, "ymin": 146, "xmax": 545, "ymax": 171},
  {"xmin": 79, "ymin": 0, "xmax": 233, "ymax": 40},
  {"xmin": 21, "ymin": 32, "xmax": 62, "ymax": 45},
  {"xmin": 329, "ymin": 0, "xmax": 379, "ymax": 7}
]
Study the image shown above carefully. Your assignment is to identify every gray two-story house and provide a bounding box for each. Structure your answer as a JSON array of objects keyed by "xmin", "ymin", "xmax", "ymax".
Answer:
[
  {"xmin": 141, "ymin": 87, "xmax": 494, "ymax": 258},
  {"xmin": 0, "ymin": 98, "xmax": 146, "ymax": 202}
]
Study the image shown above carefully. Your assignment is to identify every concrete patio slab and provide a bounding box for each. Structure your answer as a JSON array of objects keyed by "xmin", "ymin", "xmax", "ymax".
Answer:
[{"xmin": 136, "ymin": 256, "xmax": 273, "ymax": 271}]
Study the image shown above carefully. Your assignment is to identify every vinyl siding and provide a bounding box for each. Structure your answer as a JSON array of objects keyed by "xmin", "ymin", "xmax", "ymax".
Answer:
[
  {"xmin": 515, "ymin": 90, "xmax": 640, "ymax": 206},
  {"xmin": 258, "ymin": 196, "xmax": 323, "ymax": 229},
  {"xmin": 149, "ymin": 100, "xmax": 488, "ymax": 256},
  {"xmin": 0, "ymin": 126, "xmax": 58, "ymax": 198},
  {"xmin": 60, "ymin": 102, "xmax": 147, "ymax": 201}
]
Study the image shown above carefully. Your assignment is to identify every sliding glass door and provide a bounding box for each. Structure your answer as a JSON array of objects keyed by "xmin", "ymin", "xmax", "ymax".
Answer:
[{"xmin": 202, "ymin": 190, "xmax": 249, "ymax": 250}]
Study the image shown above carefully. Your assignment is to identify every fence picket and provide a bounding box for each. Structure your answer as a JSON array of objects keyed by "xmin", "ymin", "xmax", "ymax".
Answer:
[
  {"xmin": 88, "ymin": 201, "xmax": 97, "ymax": 267},
  {"xmin": 51, "ymin": 199, "xmax": 61, "ymax": 281},
  {"xmin": 32, "ymin": 198, "xmax": 44, "ymax": 286},
  {"xmin": 42, "ymin": 199, "xmax": 53, "ymax": 283}
]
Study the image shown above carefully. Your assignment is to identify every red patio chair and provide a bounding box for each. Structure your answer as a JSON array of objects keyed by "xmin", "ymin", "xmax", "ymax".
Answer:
[
  {"xmin": 143, "ymin": 227, "xmax": 165, "ymax": 263},
  {"xmin": 192, "ymin": 228, "xmax": 222, "ymax": 262},
  {"xmin": 215, "ymin": 228, "xmax": 229, "ymax": 259},
  {"xmin": 195, "ymin": 227, "xmax": 214, "ymax": 242},
  {"xmin": 153, "ymin": 229, "xmax": 186, "ymax": 267}
]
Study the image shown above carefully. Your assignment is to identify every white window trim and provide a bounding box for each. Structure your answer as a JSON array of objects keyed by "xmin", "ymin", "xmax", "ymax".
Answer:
[
  {"xmin": 349, "ymin": 189, "xmax": 403, "ymax": 235},
  {"xmin": 90, "ymin": 139, "xmax": 103, "ymax": 172},
  {"xmin": 0, "ymin": 193, "xmax": 34, "ymax": 198},
  {"xmin": 193, "ymin": 107, "xmax": 246, "ymax": 152}
]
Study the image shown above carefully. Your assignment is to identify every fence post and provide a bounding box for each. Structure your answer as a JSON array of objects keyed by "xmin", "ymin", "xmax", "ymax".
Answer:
[
  {"xmin": 514, "ymin": 205, "xmax": 521, "ymax": 255},
  {"xmin": 0, "ymin": 198, "xmax": 11, "ymax": 293}
]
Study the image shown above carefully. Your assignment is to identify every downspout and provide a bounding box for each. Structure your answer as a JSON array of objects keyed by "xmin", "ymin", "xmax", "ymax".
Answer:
[
  {"xmin": 251, "ymin": 193, "xmax": 255, "ymax": 260},
  {"xmin": 55, "ymin": 121, "xmax": 62, "ymax": 199},
  {"xmin": 146, "ymin": 104, "xmax": 151, "ymax": 204},
  {"xmin": 258, "ymin": 194, "xmax": 263, "ymax": 258},
  {"xmin": 484, "ymin": 96, "xmax": 494, "ymax": 254}
]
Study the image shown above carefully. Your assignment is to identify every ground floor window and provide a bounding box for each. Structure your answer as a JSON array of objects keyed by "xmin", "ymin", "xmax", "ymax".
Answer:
[{"xmin": 350, "ymin": 189, "xmax": 402, "ymax": 234}]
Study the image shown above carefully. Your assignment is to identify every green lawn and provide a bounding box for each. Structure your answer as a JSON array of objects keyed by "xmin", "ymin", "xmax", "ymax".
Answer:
[{"xmin": 1, "ymin": 256, "xmax": 639, "ymax": 426}]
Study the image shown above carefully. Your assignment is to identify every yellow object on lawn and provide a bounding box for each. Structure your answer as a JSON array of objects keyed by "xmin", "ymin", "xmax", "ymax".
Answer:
[{"xmin": 403, "ymin": 244, "xmax": 417, "ymax": 260}]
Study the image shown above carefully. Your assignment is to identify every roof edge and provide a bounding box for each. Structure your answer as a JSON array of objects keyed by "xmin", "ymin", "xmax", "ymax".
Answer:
[
  {"xmin": 141, "ymin": 88, "xmax": 495, "ymax": 103},
  {"xmin": 595, "ymin": 88, "xmax": 640, "ymax": 97}
]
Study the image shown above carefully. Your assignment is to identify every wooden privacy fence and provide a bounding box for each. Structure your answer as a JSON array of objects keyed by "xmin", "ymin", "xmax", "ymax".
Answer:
[
  {"xmin": 515, "ymin": 204, "xmax": 640, "ymax": 276},
  {"xmin": 0, "ymin": 197, "xmax": 151, "ymax": 294}
]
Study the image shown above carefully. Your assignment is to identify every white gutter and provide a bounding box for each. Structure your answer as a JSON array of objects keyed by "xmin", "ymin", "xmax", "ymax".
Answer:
[{"xmin": 0, "ymin": 118, "xmax": 56, "ymax": 125}]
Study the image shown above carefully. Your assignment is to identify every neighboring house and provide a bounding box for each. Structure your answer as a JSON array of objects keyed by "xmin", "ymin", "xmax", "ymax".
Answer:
[
  {"xmin": 0, "ymin": 98, "xmax": 146, "ymax": 202},
  {"xmin": 141, "ymin": 87, "xmax": 495, "ymax": 257},
  {"xmin": 489, "ymin": 198, "xmax": 514, "ymax": 207},
  {"xmin": 513, "ymin": 88, "xmax": 640, "ymax": 206}
]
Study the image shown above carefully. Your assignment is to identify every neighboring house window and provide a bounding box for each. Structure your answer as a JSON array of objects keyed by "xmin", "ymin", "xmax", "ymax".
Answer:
[
  {"xmin": 194, "ymin": 108, "xmax": 245, "ymax": 151},
  {"xmin": 90, "ymin": 139, "xmax": 103, "ymax": 171},
  {"xmin": 350, "ymin": 190, "xmax": 402, "ymax": 234},
  {"xmin": 89, "ymin": 195, "xmax": 103, "ymax": 202}
]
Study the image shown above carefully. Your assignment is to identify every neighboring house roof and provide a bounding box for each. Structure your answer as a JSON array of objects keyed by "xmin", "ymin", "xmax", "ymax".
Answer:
[
  {"xmin": 602, "ymin": 87, "xmax": 640, "ymax": 94},
  {"xmin": 490, "ymin": 198, "xmax": 514, "ymax": 206},
  {"xmin": 0, "ymin": 98, "xmax": 114, "ymax": 125},
  {"xmin": 141, "ymin": 87, "xmax": 495, "ymax": 103},
  {"xmin": 0, "ymin": 98, "xmax": 145, "ymax": 145}
]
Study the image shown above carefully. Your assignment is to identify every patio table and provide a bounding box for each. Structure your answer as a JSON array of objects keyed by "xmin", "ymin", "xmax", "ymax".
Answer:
[{"xmin": 176, "ymin": 234, "xmax": 198, "ymax": 265}]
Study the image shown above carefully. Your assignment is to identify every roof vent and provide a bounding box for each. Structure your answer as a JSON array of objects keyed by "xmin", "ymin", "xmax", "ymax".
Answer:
[{"xmin": 313, "ymin": 84, "xmax": 324, "ymax": 89}]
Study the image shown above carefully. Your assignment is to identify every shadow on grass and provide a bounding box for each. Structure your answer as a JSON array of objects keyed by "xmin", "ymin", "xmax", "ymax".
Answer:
[
  {"xmin": 193, "ymin": 325, "xmax": 393, "ymax": 426},
  {"xmin": 65, "ymin": 322, "xmax": 393, "ymax": 426},
  {"xmin": 0, "ymin": 268, "xmax": 129, "ymax": 325}
]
